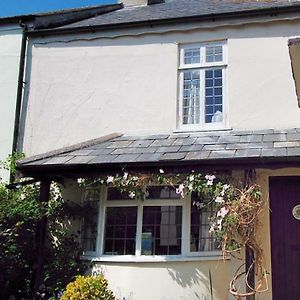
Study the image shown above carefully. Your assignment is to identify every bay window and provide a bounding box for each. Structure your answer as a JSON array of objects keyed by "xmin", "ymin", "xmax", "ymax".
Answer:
[
  {"xmin": 81, "ymin": 186, "xmax": 220, "ymax": 259},
  {"xmin": 178, "ymin": 41, "xmax": 227, "ymax": 130}
]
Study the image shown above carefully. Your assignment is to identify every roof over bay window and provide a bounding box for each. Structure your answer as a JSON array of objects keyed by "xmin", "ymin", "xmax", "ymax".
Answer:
[{"xmin": 16, "ymin": 128, "xmax": 300, "ymax": 178}]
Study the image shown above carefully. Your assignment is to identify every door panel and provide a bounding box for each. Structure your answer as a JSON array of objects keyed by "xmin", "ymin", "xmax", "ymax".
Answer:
[{"xmin": 269, "ymin": 177, "xmax": 300, "ymax": 300}]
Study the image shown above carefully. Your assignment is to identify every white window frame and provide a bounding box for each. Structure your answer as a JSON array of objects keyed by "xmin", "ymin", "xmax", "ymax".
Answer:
[
  {"xmin": 82, "ymin": 186, "xmax": 222, "ymax": 261},
  {"xmin": 178, "ymin": 41, "xmax": 228, "ymax": 132}
]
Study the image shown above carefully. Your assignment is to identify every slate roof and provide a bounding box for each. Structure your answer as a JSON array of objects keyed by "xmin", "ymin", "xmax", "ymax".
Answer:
[
  {"xmin": 51, "ymin": 0, "xmax": 300, "ymax": 31},
  {"xmin": 17, "ymin": 129, "xmax": 300, "ymax": 172}
]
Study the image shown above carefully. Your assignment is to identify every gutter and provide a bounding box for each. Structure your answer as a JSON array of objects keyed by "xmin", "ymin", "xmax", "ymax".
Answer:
[
  {"xmin": 10, "ymin": 21, "xmax": 28, "ymax": 182},
  {"xmin": 26, "ymin": 4, "xmax": 300, "ymax": 36}
]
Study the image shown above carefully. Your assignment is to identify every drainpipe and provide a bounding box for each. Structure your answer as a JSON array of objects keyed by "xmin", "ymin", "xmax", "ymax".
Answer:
[{"xmin": 10, "ymin": 21, "xmax": 28, "ymax": 183}]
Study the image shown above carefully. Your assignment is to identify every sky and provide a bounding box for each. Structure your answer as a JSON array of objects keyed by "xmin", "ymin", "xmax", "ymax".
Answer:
[{"xmin": 0, "ymin": 0, "xmax": 117, "ymax": 18}]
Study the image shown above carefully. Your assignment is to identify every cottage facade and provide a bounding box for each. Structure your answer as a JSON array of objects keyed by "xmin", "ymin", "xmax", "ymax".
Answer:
[{"xmin": 16, "ymin": 1, "xmax": 300, "ymax": 299}]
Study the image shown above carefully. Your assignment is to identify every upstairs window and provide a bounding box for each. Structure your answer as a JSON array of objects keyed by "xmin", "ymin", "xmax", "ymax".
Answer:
[{"xmin": 178, "ymin": 41, "xmax": 227, "ymax": 130}]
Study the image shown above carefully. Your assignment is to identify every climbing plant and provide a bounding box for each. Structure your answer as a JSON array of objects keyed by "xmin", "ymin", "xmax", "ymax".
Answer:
[{"xmin": 78, "ymin": 170, "xmax": 268, "ymax": 298}]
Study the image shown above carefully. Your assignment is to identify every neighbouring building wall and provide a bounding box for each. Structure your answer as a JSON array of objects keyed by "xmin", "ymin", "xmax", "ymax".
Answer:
[
  {"xmin": 20, "ymin": 17, "xmax": 300, "ymax": 156},
  {"xmin": 0, "ymin": 25, "xmax": 22, "ymax": 180}
]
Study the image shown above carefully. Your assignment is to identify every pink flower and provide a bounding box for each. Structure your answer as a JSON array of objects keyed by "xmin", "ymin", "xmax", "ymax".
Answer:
[
  {"xmin": 205, "ymin": 174, "xmax": 216, "ymax": 186},
  {"xmin": 106, "ymin": 176, "xmax": 114, "ymax": 184},
  {"xmin": 217, "ymin": 207, "xmax": 229, "ymax": 218},
  {"xmin": 176, "ymin": 184, "xmax": 185, "ymax": 198},
  {"xmin": 215, "ymin": 196, "xmax": 224, "ymax": 204}
]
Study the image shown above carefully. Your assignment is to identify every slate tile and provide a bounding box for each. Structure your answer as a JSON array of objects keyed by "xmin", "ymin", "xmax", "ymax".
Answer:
[
  {"xmin": 89, "ymin": 148, "xmax": 114, "ymax": 155},
  {"xmin": 235, "ymin": 149, "xmax": 262, "ymax": 158},
  {"xmin": 226, "ymin": 143, "xmax": 250, "ymax": 150},
  {"xmin": 66, "ymin": 156, "xmax": 96, "ymax": 164},
  {"xmin": 273, "ymin": 128, "xmax": 297, "ymax": 134},
  {"xmin": 263, "ymin": 133, "xmax": 286, "ymax": 142},
  {"xmin": 161, "ymin": 152, "xmax": 187, "ymax": 160},
  {"xmin": 179, "ymin": 144, "xmax": 204, "ymax": 152},
  {"xmin": 172, "ymin": 134, "xmax": 190, "ymax": 138},
  {"xmin": 240, "ymin": 135, "xmax": 263, "ymax": 143},
  {"xmin": 261, "ymin": 148, "xmax": 287, "ymax": 157},
  {"xmin": 184, "ymin": 151, "xmax": 211, "ymax": 160},
  {"xmin": 107, "ymin": 141, "xmax": 134, "ymax": 148},
  {"xmin": 195, "ymin": 136, "xmax": 219, "ymax": 144},
  {"xmin": 247, "ymin": 142, "xmax": 273, "ymax": 149},
  {"xmin": 69, "ymin": 149, "xmax": 94, "ymax": 156},
  {"xmin": 89, "ymin": 141, "xmax": 112, "ymax": 149},
  {"xmin": 287, "ymin": 147, "xmax": 300, "ymax": 156},
  {"xmin": 230, "ymin": 130, "xmax": 254, "ymax": 135},
  {"xmin": 135, "ymin": 153, "xmax": 163, "ymax": 162},
  {"xmin": 274, "ymin": 141, "xmax": 300, "ymax": 148},
  {"xmin": 89, "ymin": 155, "xmax": 118, "ymax": 163},
  {"xmin": 148, "ymin": 134, "xmax": 170, "ymax": 140},
  {"xmin": 156, "ymin": 146, "xmax": 181, "ymax": 153},
  {"xmin": 152, "ymin": 139, "xmax": 176, "ymax": 147},
  {"xmin": 209, "ymin": 150, "xmax": 236, "ymax": 158},
  {"xmin": 113, "ymin": 154, "xmax": 141, "ymax": 162},
  {"xmin": 287, "ymin": 132, "xmax": 300, "ymax": 141},
  {"xmin": 26, "ymin": 158, "xmax": 50, "ymax": 165},
  {"xmin": 218, "ymin": 136, "xmax": 241, "ymax": 143},
  {"xmin": 130, "ymin": 140, "xmax": 154, "ymax": 148},
  {"xmin": 111, "ymin": 147, "xmax": 158, "ymax": 155},
  {"xmin": 172, "ymin": 138, "xmax": 196, "ymax": 146},
  {"xmin": 253, "ymin": 129, "xmax": 274, "ymax": 134},
  {"xmin": 44, "ymin": 156, "xmax": 73, "ymax": 165},
  {"xmin": 203, "ymin": 144, "xmax": 226, "ymax": 151}
]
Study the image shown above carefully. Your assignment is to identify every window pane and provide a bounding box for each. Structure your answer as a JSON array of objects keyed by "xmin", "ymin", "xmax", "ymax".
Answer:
[
  {"xmin": 81, "ymin": 189, "xmax": 100, "ymax": 252},
  {"xmin": 104, "ymin": 207, "xmax": 137, "ymax": 255},
  {"xmin": 182, "ymin": 70, "xmax": 200, "ymax": 125},
  {"xmin": 184, "ymin": 48, "xmax": 200, "ymax": 64},
  {"xmin": 205, "ymin": 68, "xmax": 223, "ymax": 124},
  {"xmin": 205, "ymin": 45, "xmax": 223, "ymax": 63},
  {"xmin": 146, "ymin": 186, "xmax": 180, "ymax": 200},
  {"xmin": 190, "ymin": 194, "xmax": 220, "ymax": 252},
  {"xmin": 142, "ymin": 206, "xmax": 182, "ymax": 255}
]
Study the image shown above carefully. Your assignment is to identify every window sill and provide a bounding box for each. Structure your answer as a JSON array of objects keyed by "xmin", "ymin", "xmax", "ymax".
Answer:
[
  {"xmin": 81, "ymin": 253, "xmax": 229, "ymax": 263},
  {"xmin": 174, "ymin": 127, "xmax": 232, "ymax": 134}
]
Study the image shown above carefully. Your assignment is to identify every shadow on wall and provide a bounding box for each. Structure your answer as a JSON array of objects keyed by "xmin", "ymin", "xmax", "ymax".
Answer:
[{"xmin": 167, "ymin": 265, "xmax": 216, "ymax": 300}]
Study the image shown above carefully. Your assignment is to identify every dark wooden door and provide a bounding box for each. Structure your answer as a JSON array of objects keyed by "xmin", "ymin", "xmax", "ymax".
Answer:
[{"xmin": 269, "ymin": 177, "xmax": 300, "ymax": 300}]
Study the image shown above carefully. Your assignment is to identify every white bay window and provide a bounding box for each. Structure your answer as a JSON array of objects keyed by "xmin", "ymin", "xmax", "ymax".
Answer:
[
  {"xmin": 81, "ymin": 186, "xmax": 220, "ymax": 260},
  {"xmin": 179, "ymin": 41, "xmax": 227, "ymax": 130}
]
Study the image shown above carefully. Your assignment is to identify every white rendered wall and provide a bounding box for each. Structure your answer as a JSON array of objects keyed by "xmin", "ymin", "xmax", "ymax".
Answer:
[
  {"xmin": 0, "ymin": 26, "xmax": 22, "ymax": 180},
  {"xmin": 21, "ymin": 18, "xmax": 300, "ymax": 155}
]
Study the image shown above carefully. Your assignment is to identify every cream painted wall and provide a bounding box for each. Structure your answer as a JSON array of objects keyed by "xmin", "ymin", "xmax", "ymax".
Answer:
[
  {"xmin": 91, "ymin": 260, "xmax": 231, "ymax": 300},
  {"xmin": 21, "ymin": 17, "xmax": 300, "ymax": 156},
  {"xmin": 0, "ymin": 25, "xmax": 22, "ymax": 180}
]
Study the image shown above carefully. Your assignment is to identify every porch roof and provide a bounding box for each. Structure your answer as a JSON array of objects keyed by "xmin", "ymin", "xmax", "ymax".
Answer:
[{"xmin": 16, "ymin": 128, "xmax": 300, "ymax": 176}]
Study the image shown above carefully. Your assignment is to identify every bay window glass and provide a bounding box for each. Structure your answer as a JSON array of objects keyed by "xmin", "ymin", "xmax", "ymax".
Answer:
[
  {"xmin": 190, "ymin": 193, "xmax": 220, "ymax": 252},
  {"xmin": 81, "ymin": 186, "xmax": 219, "ymax": 258},
  {"xmin": 104, "ymin": 207, "xmax": 137, "ymax": 255},
  {"xmin": 142, "ymin": 206, "xmax": 182, "ymax": 255},
  {"xmin": 81, "ymin": 188, "xmax": 100, "ymax": 253}
]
